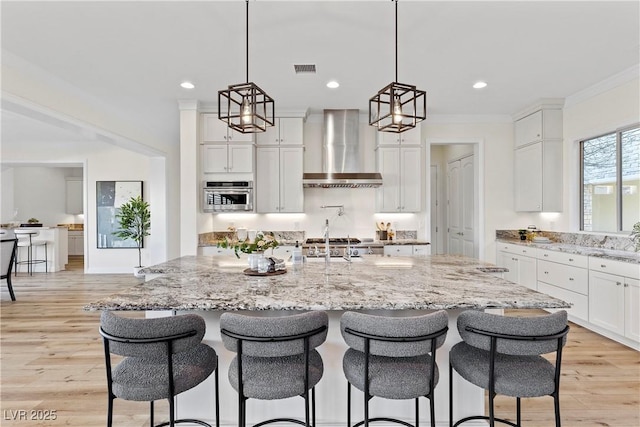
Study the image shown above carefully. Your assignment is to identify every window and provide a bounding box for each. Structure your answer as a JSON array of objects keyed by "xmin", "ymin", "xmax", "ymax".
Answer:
[{"xmin": 581, "ymin": 125, "xmax": 640, "ymax": 232}]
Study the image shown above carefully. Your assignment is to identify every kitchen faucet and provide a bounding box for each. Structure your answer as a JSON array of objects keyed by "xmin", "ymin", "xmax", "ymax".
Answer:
[{"xmin": 324, "ymin": 219, "xmax": 330, "ymax": 264}]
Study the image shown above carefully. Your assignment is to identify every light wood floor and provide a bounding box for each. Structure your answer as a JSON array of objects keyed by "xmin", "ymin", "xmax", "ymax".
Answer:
[{"xmin": 1, "ymin": 257, "xmax": 639, "ymax": 426}]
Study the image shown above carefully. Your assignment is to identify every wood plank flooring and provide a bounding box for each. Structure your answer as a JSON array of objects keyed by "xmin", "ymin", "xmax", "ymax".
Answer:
[{"xmin": 1, "ymin": 257, "xmax": 638, "ymax": 426}]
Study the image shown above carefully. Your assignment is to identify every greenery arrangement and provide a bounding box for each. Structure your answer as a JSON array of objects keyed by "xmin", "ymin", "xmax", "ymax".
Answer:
[
  {"xmin": 631, "ymin": 222, "xmax": 640, "ymax": 252},
  {"xmin": 218, "ymin": 229, "xmax": 279, "ymax": 258},
  {"xmin": 27, "ymin": 218, "xmax": 40, "ymax": 224},
  {"xmin": 113, "ymin": 196, "xmax": 151, "ymax": 267}
]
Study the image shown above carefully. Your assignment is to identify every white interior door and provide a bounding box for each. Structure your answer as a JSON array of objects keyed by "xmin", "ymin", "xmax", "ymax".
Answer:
[
  {"xmin": 447, "ymin": 160, "xmax": 462, "ymax": 255},
  {"xmin": 430, "ymin": 165, "xmax": 439, "ymax": 254},
  {"xmin": 447, "ymin": 154, "xmax": 475, "ymax": 257},
  {"xmin": 461, "ymin": 155, "xmax": 475, "ymax": 257}
]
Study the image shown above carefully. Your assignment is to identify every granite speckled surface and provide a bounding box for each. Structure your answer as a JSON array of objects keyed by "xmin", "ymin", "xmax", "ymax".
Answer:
[
  {"xmin": 496, "ymin": 230, "xmax": 637, "ymax": 254},
  {"xmin": 496, "ymin": 237, "xmax": 639, "ymax": 264},
  {"xmin": 85, "ymin": 255, "xmax": 568, "ymax": 312}
]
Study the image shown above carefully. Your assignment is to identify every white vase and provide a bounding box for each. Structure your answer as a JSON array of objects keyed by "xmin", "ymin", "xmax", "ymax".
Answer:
[
  {"xmin": 248, "ymin": 254, "xmax": 261, "ymax": 271},
  {"xmin": 133, "ymin": 266, "xmax": 145, "ymax": 278}
]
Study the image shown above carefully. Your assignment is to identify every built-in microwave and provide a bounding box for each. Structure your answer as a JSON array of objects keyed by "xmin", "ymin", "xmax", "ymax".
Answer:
[{"xmin": 203, "ymin": 181, "xmax": 253, "ymax": 212}]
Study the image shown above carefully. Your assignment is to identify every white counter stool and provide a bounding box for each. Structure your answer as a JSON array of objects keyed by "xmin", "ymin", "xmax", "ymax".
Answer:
[{"xmin": 14, "ymin": 229, "xmax": 48, "ymax": 276}]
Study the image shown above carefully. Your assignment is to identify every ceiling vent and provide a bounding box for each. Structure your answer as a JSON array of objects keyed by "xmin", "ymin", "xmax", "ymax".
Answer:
[{"xmin": 294, "ymin": 64, "xmax": 316, "ymax": 74}]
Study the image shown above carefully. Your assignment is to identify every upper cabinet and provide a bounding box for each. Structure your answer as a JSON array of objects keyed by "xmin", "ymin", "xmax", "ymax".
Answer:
[
  {"xmin": 377, "ymin": 126, "xmax": 421, "ymax": 145},
  {"xmin": 202, "ymin": 144, "xmax": 253, "ymax": 174},
  {"xmin": 201, "ymin": 113, "xmax": 254, "ymax": 143},
  {"xmin": 256, "ymin": 117, "xmax": 304, "ymax": 145},
  {"xmin": 376, "ymin": 146, "xmax": 422, "ymax": 212},
  {"xmin": 65, "ymin": 178, "xmax": 83, "ymax": 215},
  {"xmin": 513, "ymin": 101, "xmax": 564, "ymax": 212},
  {"xmin": 256, "ymin": 146, "xmax": 304, "ymax": 213}
]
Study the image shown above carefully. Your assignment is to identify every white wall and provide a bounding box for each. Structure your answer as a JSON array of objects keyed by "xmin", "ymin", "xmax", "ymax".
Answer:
[{"xmin": 2, "ymin": 166, "xmax": 82, "ymax": 226}]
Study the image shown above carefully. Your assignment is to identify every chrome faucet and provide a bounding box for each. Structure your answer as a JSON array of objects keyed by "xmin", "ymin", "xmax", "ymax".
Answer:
[{"xmin": 324, "ymin": 219, "xmax": 330, "ymax": 263}]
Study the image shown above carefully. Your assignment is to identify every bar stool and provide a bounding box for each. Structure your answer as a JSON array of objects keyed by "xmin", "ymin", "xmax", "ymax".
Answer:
[{"xmin": 14, "ymin": 229, "xmax": 48, "ymax": 276}]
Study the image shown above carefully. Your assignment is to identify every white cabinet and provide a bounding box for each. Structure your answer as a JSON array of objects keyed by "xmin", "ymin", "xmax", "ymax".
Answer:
[
  {"xmin": 378, "ymin": 126, "xmax": 421, "ymax": 145},
  {"xmin": 536, "ymin": 249, "xmax": 589, "ymax": 321},
  {"xmin": 256, "ymin": 147, "xmax": 304, "ymax": 213},
  {"xmin": 513, "ymin": 105, "xmax": 563, "ymax": 212},
  {"xmin": 588, "ymin": 257, "xmax": 640, "ymax": 342},
  {"xmin": 495, "ymin": 242, "xmax": 537, "ymax": 290},
  {"xmin": 257, "ymin": 117, "xmax": 304, "ymax": 145},
  {"xmin": 514, "ymin": 109, "xmax": 562, "ymax": 148},
  {"xmin": 376, "ymin": 146, "xmax": 421, "ymax": 212},
  {"xmin": 589, "ymin": 270, "xmax": 626, "ymax": 336},
  {"xmin": 514, "ymin": 140, "xmax": 562, "ymax": 212},
  {"xmin": 202, "ymin": 144, "xmax": 254, "ymax": 174},
  {"xmin": 68, "ymin": 230, "xmax": 84, "ymax": 256},
  {"xmin": 65, "ymin": 179, "xmax": 83, "ymax": 215},
  {"xmin": 384, "ymin": 245, "xmax": 431, "ymax": 257},
  {"xmin": 201, "ymin": 113, "xmax": 253, "ymax": 143},
  {"xmin": 625, "ymin": 278, "xmax": 640, "ymax": 342}
]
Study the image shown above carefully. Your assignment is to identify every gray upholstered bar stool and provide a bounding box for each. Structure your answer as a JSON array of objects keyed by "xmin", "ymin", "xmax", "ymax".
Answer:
[
  {"xmin": 99, "ymin": 311, "xmax": 220, "ymax": 427},
  {"xmin": 340, "ymin": 310, "xmax": 449, "ymax": 427},
  {"xmin": 14, "ymin": 229, "xmax": 47, "ymax": 276},
  {"xmin": 449, "ymin": 310, "xmax": 569, "ymax": 427},
  {"xmin": 220, "ymin": 311, "xmax": 329, "ymax": 427}
]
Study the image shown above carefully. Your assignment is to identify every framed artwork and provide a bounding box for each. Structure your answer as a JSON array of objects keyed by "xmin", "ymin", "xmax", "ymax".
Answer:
[{"xmin": 96, "ymin": 181, "xmax": 143, "ymax": 248}]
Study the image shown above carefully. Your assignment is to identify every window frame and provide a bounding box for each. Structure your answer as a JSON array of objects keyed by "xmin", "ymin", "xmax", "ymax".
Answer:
[{"xmin": 579, "ymin": 123, "xmax": 640, "ymax": 233}]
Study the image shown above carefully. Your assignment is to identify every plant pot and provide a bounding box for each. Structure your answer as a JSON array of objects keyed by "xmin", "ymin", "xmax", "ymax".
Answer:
[{"xmin": 133, "ymin": 266, "xmax": 145, "ymax": 278}]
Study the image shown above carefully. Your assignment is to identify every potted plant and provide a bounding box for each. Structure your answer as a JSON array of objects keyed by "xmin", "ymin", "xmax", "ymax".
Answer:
[{"xmin": 113, "ymin": 195, "xmax": 150, "ymax": 276}]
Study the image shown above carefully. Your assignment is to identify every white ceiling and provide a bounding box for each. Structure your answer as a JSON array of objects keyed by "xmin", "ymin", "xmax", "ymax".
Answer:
[{"xmin": 1, "ymin": 1, "xmax": 639, "ymax": 148}]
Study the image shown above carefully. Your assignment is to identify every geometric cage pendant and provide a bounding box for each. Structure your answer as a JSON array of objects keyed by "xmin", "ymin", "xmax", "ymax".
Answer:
[
  {"xmin": 369, "ymin": 81, "xmax": 426, "ymax": 133},
  {"xmin": 218, "ymin": 82, "xmax": 275, "ymax": 134}
]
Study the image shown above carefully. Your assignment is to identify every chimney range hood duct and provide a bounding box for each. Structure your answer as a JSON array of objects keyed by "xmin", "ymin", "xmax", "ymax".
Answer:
[{"xmin": 302, "ymin": 109, "xmax": 382, "ymax": 188}]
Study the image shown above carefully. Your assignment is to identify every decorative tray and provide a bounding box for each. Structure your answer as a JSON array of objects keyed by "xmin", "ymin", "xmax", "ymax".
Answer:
[{"xmin": 243, "ymin": 268, "xmax": 287, "ymax": 277}]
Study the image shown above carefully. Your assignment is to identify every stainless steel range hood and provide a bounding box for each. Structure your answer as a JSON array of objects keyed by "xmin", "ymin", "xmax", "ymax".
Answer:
[{"xmin": 302, "ymin": 109, "xmax": 382, "ymax": 188}]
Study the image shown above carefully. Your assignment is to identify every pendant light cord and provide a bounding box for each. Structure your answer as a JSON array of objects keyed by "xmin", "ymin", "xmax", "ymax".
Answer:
[
  {"xmin": 394, "ymin": 0, "xmax": 398, "ymax": 83},
  {"xmin": 246, "ymin": 0, "xmax": 249, "ymax": 83}
]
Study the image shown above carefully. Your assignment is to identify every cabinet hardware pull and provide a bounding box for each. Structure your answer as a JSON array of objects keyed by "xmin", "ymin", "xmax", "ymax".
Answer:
[
  {"xmin": 601, "ymin": 264, "xmax": 606, "ymax": 268},
  {"xmin": 545, "ymin": 271, "xmax": 549, "ymax": 274},
  {"xmin": 616, "ymin": 282, "xmax": 622, "ymax": 286},
  {"xmin": 624, "ymin": 284, "xmax": 629, "ymax": 288},
  {"xmin": 569, "ymin": 258, "xmax": 574, "ymax": 261},
  {"xmin": 544, "ymin": 254, "xmax": 548, "ymax": 257},
  {"xmin": 569, "ymin": 278, "xmax": 574, "ymax": 281}
]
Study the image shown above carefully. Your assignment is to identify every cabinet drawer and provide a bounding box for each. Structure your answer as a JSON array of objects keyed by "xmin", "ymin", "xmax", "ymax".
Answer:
[
  {"xmin": 497, "ymin": 242, "xmax": 536, "ymax": 257},
  {"xmin": 537, "ymin": 260, "xmax": 588, "ymax": 295},
  {"xmin": 589, "ymin": 257, "xmax": 640, "ymax": 279},
  {"xmin": 537, "ymin": 281, "xmax": 588, "ymax": 321},
  {"xmin": 537, "ymin": 249, "xmax": 588, "ymax": 269}
]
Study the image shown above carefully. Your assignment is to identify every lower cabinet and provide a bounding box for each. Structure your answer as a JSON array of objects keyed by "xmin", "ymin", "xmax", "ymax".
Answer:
[
  {"xmin": 384, "ymin": 245, "xmax": 430, "ymax": 256},
  {"xmin": 624, "ymin": 278, "xmax": 640, "ymax": 342},
  {"xmin": 537, "ymin": 259, "xmax": 588, "ymax": 321},
  {"xmin": 589, "ymin": 271, "xmax": 638, "ymax": 340},
  {"xmin": 496, "ymin": 244, "xmax": 537, "ymax": 290},
  {"xmin": 68, "ymin": 231, "xmax": 84, "ymax": 256}
]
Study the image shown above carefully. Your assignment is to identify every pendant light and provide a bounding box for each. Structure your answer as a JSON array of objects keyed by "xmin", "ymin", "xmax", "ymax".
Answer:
[
  {"xmin": 218, "ymin": 0, "xmax": 274, "ymax": 134},
  {"xmin": 369, "ymin": 0, "xmax": 426, "ymax": 133}
]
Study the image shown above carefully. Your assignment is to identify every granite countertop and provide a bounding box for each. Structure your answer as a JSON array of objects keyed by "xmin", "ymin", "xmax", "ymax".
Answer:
[
  {"xmin": 497, "ymin": 238, "xmax": 640, "ymax": 264},
  {"xmin": 84, "ymin": 254, "xmax": 568, "ymax": 312},
  {"xmin": 377, "ymin": 239, "xmax": 430, "ymax": 246}
]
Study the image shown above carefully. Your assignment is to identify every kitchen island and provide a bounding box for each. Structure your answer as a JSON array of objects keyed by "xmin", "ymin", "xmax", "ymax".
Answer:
[{"xmin": 86, "ymin": 255, "xmax": 569, "ymax": 426}]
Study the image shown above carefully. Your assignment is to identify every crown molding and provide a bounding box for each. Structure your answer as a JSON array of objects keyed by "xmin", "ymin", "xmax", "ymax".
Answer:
[{"xmin": 564, "ymin": 64, "xmax": 640, "ymax": 109}]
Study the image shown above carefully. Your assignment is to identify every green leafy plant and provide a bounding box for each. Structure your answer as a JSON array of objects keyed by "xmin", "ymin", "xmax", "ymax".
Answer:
[
  {"xmin": 630, "ymin": 222, "xmax": 640, "ymax": 252},
  {"xmin": 27, "ymin": 218, "xmax": 40, "ymax": 224},
  {"xmin": 218, "ymin": 231, "xmax": 279, "ymax": 258},
  {"xmin": 113, "ymin": 196, "xmax": 151, "ymax": 267}
]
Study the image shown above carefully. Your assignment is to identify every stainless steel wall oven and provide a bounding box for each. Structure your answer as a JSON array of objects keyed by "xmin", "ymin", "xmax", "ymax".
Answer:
[{"xmin": 202, "ymin": 181, "xmax": 253, "ymax": 212}]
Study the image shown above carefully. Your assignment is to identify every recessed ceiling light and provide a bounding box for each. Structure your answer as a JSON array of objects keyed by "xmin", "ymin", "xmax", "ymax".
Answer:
[
  {"xmin": 180, "ymin": 81, "xmax": 195, "ymax": 89},
  {"xmin": 326, "ymin": 81, "xmax": 340, "ymax": 89},
  {"xmin": 473, "ymin": 81, "xmax": 487, "ymax": 89}
]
